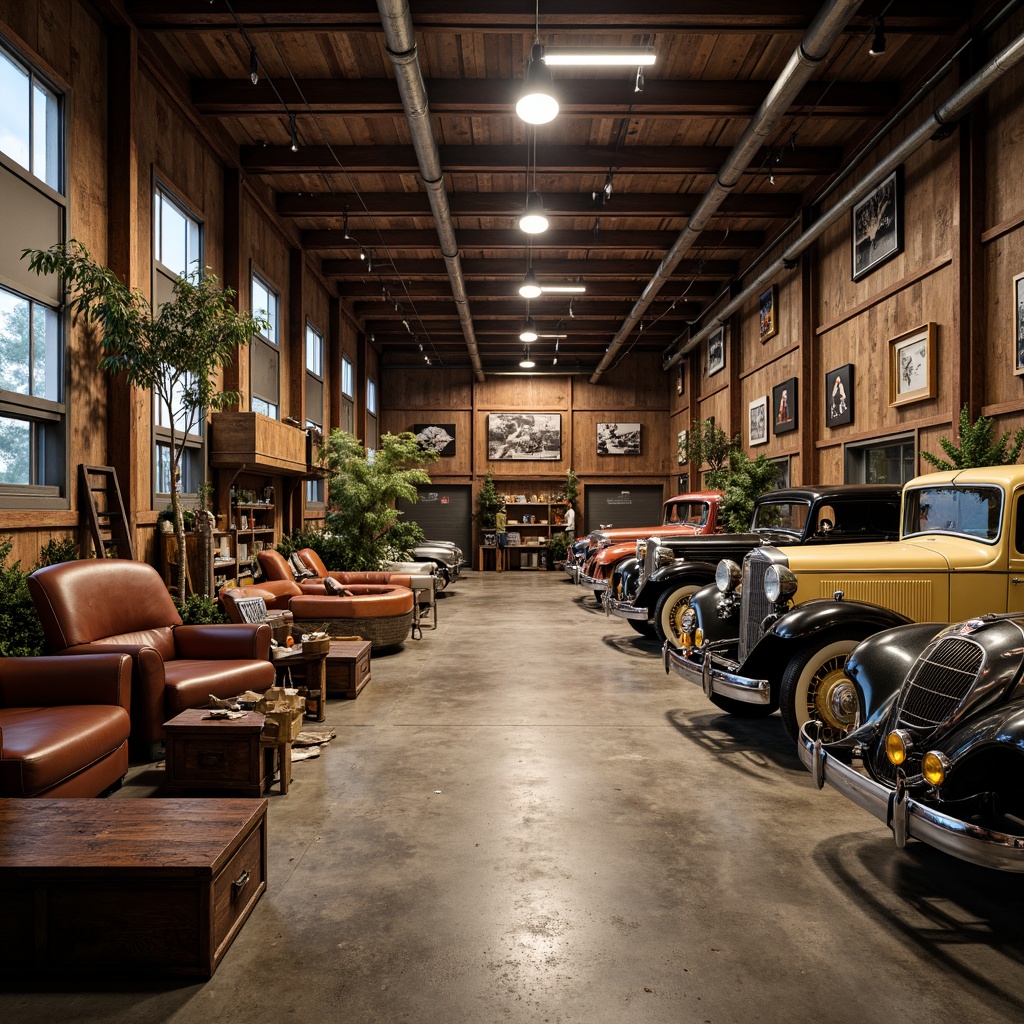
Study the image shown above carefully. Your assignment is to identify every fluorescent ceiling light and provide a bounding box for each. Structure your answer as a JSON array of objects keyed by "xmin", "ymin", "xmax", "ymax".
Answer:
[
  {"xmin": 540, "ymin": 284, "xmax": 586, "ymax": 294},
  {"xmin": 519, "ymin": 268, "xmax": 542, "ymax": 298},
  {"xmin": 519, "ymin": 192, "xmax": 549, "ymax": 234},
  {"xmin": 537, "ymin": 334, "xmax": 567, "ymax": 339},
  {"xmin": 542, "ymin": 45, "xmax": 656, "ymax": 67}
]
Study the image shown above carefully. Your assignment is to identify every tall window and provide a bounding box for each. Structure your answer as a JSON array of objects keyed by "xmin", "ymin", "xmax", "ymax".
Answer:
[
  {"xmin": 366, "ymin": 376, "xmax": 378, "ymax": 449},
  {"xmin": 845, "ymin": 434, "xmax": 916, "ymax": 484},
  {"xmin": 305, "ymin": 323, "xmax": 324, "ymax": 505},
  {"xmin": 0, "ymin": 43, "xmax": 66, "ymax": 507},
  {"xmin": 250, "ymin": 273, "xmax": 280, "ymax": 418},
  {"xmin": 341, "ymin": 355, "xmax": 354, "ymax": 434},
  {"xmin": 153, "ymin": 184, "xmax": 203, "ymax": 499}
]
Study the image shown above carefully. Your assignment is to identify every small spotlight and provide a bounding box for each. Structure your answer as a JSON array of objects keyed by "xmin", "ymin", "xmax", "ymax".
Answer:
[
  {"xmin": 249, "ymin": 46, "xmax": 259, "ymax": 86},
  {"xmin": 288, "ymin": 114, "xmax": 300, "ymax": 153},
  {"xmin": 869, "ymin": 17, "xmax": 886, "ymax": 56}
]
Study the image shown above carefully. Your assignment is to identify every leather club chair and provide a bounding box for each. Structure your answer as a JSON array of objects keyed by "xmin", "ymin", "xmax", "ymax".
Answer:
[
  {"xmin": 0, "ymin": 653, "xmax": 132, "ymax": 797},
  {"xmin": 28, "ymin": 559, "xmax": 276, "ymax": 752},
  {"xmin": 257, "ymin": 548, "xmax": 415, "ymax": 592}
]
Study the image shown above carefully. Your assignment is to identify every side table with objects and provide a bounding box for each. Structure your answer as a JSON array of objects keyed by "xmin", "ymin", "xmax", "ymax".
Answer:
[{"xmin": 164, "ymin": 708, "xmax": 272, "ymax": 797}]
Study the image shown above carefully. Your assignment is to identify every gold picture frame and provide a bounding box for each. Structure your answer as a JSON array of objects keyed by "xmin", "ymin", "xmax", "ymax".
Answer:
[{"xmin": 889, "ymin": 323, "xmax": 936, "ymax": 407}]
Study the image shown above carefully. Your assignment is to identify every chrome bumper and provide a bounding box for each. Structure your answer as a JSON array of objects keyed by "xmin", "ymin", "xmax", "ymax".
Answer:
[
  {"xmin": 565, "ymin": 562, "xmax": 581, "ymax": 583},
  {"xmin": 603, "ymin": 593, "xmax": 648, "ymax": 621},
  {"xmin": 664, "ymin": 642, "xmax": 771, "ymax": 704},
  {"xmin": 577, "ymin": 572, "xmax": 609, "ymax": 592},
  {"xmin": 798, "ymin": 724, "xmax": 1024, "ymax": 872}
]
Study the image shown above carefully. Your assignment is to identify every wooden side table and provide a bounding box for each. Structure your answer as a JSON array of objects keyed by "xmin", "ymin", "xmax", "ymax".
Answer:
[
  {"xmin": 164, "ymin": 709, "xmax": 272, "ymax": 797},
  {"xmin": 271, "ymin": 645, "xmax": 328, "ymax": 721},
  {"xmin": 325, "ymin": 639, "xmax": 372, "ymax": 698}
]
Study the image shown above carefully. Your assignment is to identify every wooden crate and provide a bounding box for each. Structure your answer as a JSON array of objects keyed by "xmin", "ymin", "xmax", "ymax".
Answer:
[
  {"xmin": 164, "ymin": 709, "xmax": 270, "ymax": 797},
  {"xmin": 325, "ymin": 639, "xmax": 372, "ymax": 698}
]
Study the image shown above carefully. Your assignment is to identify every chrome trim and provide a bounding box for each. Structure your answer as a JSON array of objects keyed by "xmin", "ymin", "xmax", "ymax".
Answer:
[
  {"xmin": 577, "ymin": 571, "xmax": 609, "ymax": 591},
  {"xmin": 798, "ymin": 725, "xmax": 1024, "ymax": 872},
  {"xmin": 665, "ymin": 644, "xmax": 771, "ymax": 704},
  {"xmin": 604, "ymin": 597, "xmax": 649, "ymax": 621}
]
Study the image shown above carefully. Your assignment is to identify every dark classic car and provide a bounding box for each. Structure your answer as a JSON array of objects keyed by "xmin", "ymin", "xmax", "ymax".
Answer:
[
  {"xmin": 605, "ymin": 485, "xmax": 901, "ymax": 645},
  {"xmin": 667, "ymin": 466, "xmax": 1024, "ymax": 744},
  {"xmin": 798, "ymin": 614, "xmax": 1024, "ymax": 872}
]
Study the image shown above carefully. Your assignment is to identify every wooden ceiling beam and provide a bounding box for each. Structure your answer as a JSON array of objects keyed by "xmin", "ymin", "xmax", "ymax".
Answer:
[
  {"xmin": 322, "ymin": 257, "xmax": 738, "ymax": 278},
  {"xmin": 335, "ymin": 280, "xmax": 717, "ymax": 300}
]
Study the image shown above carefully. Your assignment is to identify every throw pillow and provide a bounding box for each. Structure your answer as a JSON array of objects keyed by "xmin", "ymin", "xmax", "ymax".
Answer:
[{"xmin": 324, "ymin": 577, "xmax": 353, "ymax": 597}]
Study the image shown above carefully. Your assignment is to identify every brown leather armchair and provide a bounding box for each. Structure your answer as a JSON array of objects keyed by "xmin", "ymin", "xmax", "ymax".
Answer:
[
  {"xmin": 0, "ymin": 653, "xmax": 132, "ymax": 797},
  {"xmin": 28, "ymin": 560, "xmax": 276, "ymax": 749}
]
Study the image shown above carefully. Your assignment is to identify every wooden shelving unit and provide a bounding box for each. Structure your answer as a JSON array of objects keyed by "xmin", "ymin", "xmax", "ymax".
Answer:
[
  {"xmin": 483, "ymin": 486, "xmax": 571, "ymax": 571},
  {"xmin": 228, "ymin": 501, "xmax": 275, "ymax": 585}
]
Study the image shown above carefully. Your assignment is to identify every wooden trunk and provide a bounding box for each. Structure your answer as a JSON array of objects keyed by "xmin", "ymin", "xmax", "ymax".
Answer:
[
  {"xmin": 164, "ymin": 709, "xmax": 271, "ymax": 797},
  {"xmin": 325, "ymin": 639, "xmax": 373, "ymax": 698}
]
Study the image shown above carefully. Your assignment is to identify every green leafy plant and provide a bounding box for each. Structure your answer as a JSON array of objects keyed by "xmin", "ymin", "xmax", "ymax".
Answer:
[
  {"xmin": 23, "ymin": 240, "xmax": 265, "ymax": 598},
  {"xmin": 176, "ymin": 594, "xmax": 228, "ymax": 625},
  {"xmin": 687, "ymin": 419, "xmax": 735, "ymax": 489},
  {"xmin": 277, "ymin": 527, "xmax": 350, "ymax": 571},
  {"xmin": 474, "ymin": 470, "xmax": 503, "ymax": 528},
  {"xmin": 921, "ymin": 404, "xmax": 1024, "ymax": 471},
  {"xmin": 547, "ymin": 531, "xmax": 569, "ymax": 564},
  {"xmin": 719, "ymin": 449, "xmax": 783, "ymax": 532},
  {"xmin": 36, "ymin": 536, "xmax": 79, "ymax": 567},
  {"xmin": 0, "ymin": 536, "xmax": 79, "ymax": 657},
  {"xmin": 318, "ymin": 430, "xmax": 439, "ymax": 570}
]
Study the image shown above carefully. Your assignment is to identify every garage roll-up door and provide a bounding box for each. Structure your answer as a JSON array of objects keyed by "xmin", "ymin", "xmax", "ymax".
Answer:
[
  {"xmin": 584, "ymin": 485, "xmax": 665, "ymax": 535},
  {"xmin": 397, "ymin": 485, "xmax": 472, "ymax": 558}
]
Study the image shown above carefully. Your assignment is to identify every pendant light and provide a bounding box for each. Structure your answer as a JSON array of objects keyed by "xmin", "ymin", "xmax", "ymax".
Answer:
[
  {"xmin": 520, "ymin": 317, "xmax": 538, "ymax": 343},
  {"xmin": 519, "ymin": 267, "xmax": 542, "ymax": 298},
  {"xmin": 519, "ymin": 192, "xmax": 548, "ymax": 234},
  {"xmin": 516, "ymin": 43, "xmax": 558, "ymax": 125},
  {"xmin": 519, "ymin": 349, "xmax": 537, "ymax": 369}
]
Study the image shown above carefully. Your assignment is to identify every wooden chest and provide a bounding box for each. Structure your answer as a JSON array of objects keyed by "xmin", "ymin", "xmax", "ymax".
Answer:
[
  {"xmin": 325, "ymin": 639, "xmax": 372, "ymax": 698},
  {"xmin": 164, "ymin": 709, "xmax": 271, "ymax": 796},
  {"xmin": 0, "ymin": 798, "xmax": 267, "ymax": 978}
]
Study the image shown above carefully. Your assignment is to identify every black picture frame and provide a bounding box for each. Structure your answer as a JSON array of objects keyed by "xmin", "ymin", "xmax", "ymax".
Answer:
[
  {"xmin": 772, "ymin": 377, "xmax": 798, "ymax": 434},
  {"xmin": 487, "ymin": 413, "xmax": 561, "ymax": 460},
  {"xmin": 412, "ymin": 423, "xmax": 456, "ymax": 457},
  {"xmin": 824, "ymin": 364, "xmax": 854, "ymax": 427},
  {"xmin": 707, "ymin": 326, "xmax": 726, "ymax": 377},
  {"xmin": 759, "ymin": 284, "xmax": 778, "ymax": 342},
  {"xmin": 1014, "ymin": 272, "xmax": 1024, "ymax": 376},
  {"xmin": 852, "ymin": 166, "xmax": 904, "ymax": 282}
]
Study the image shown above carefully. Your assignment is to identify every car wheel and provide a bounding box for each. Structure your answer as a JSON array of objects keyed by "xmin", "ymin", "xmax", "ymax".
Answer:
[
  {"xmin": 779, "ymin": 633, "xmax": 863, "ymax": 744},
  {"xmin": 628, "ymin": 618, "xmax": 657, "ymax": 638},
  {"xmin": 653, "ymin": 583, "xmax": 701, "ymax": 646},
  {"xmin": 709, "ymin": 692, "xmax": 779, "ymax": 717}
]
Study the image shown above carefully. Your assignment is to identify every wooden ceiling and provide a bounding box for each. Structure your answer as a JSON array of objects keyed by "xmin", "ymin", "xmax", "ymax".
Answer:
[{"xmin": 124, "ymin": 1, "xmax": 995, "ymax": 375}]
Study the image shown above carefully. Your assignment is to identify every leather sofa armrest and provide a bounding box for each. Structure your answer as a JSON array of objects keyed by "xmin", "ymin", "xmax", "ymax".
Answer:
[
  {"xmin": 0, "ymin": 653, "xmax": 132, "ymax": 711},
  {"xmin": 175, "ymin": 623, "xmax": 271, "ymax": 660}
]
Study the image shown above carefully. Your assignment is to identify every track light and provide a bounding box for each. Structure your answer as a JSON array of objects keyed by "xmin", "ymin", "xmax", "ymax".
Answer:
[
  {"xmin": 249, "ymin": 46, "xmax": 259, "ymax": 85},
  {"xmin": 541, "ymin": 45, "xmax": 656, "ymax": 67},
  {"xmin": 634, "ymin": 66, "xmax": 644, "ymax": 93},
  {"xmin": 367, "ymin": 252, "xmax": 373, "ymax": 273},
  {"xmin": 869, "ymin": 18, "xmax": 886, "ymax": 56},
  {"xmin": 342, "ymin": 211, "xmax": 351, "ymax": 241},
  {"xmin": 360, "ymin": 250, "xmax": 366, "ymax": 261},
  {"xmin": 520, "ymin": 317, "xmax": 538, "ymax": 343},
  {"xmin": 519, "ymin": 267, "xmax": 542, "ymax": 298},
  {"xmin": 516, "ymin": 43, "xmax": 558, "ymax": 125},
  {"xmin": 520, "ymin": 349, "xmax": 536, "ymax": 369},
  {"xmin": 288, "ymin": 114, "xmax": 299, "ymax": 153},
  {"xmin": 519, "ymin": 192, "xmax": 549, "ymax": 234}
]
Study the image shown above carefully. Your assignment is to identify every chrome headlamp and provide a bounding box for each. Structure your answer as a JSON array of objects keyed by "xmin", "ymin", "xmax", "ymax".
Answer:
[
  {"xmin": 715, "ymin": 559, "xmax": 742, "ymax": 594},
  {"xmin": 764, "ymin": 564, "xmax": 798, "ymax": 603},
  {"xmin": 656, "ymin": 545, "xmax": 675, "ymax": 569}
]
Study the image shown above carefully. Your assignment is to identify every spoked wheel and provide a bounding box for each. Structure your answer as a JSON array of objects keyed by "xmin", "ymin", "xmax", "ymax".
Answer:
[
  {"xmin": 779, "ymin": 633, "xmax": 863, "ymax": 743},
  {"xmin": 653, "ymin": 583, "xmax": 701, "ymax": 646}
]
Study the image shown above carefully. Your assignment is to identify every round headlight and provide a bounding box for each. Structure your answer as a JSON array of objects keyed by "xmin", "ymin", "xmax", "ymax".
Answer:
[
  {"xmin": 885, "ymin": 729, "xmax": 912, "ymax": 766},
  {"xmin": 716, "ymin": 559, "xmax": 742, "ymax": 593},
  {"xmin": 680, "ymin": 606, "xmax": 698, "ymax": 634},
  {"xmin": 921, "ymin": 750, "xmax": 949, "ymax": 786},
  {"xmin": 764, "ymin": 564, "xmax": 798, "ymax": 603},
  {"xmin": 656, "ymin": 545, "xmax": 675, "ymax": 569}
]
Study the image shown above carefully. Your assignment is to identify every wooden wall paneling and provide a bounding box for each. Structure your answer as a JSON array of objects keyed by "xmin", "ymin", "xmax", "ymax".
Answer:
[
  {"xmin": 222, "ymin": 167, "xmax": 243, "ymax": 396},
  {"xmin": 984, "ymin": 9, "xmax": 1024, "ymax": 232},
  {"xmin": 328, "ymin": 296, "xmax": 342, "ymax": 431},
  {"xmin": 571, "ymin": 351, "xmax": 670, "ymax": 410},
  {"xmin": 288, "ymin": 247, "xmax": 305, "ymax": 426},
  {"xmin": 573, "ymin": 410, "xmax": 671, "ymax": 478},
  {"xmin": 799, "ymin": 206, "xmax": 815, "ymax": 486},
  {"xmin": 381, "ymin": 367, "xmax": 475, "ymax": 410},
  {"xmin": 379, "ymin": 408, "xmax": 474, "ymax": 479},
  {"xmin": 981, "ymin": 233, "xmax": 1024, "ymax": 415}
]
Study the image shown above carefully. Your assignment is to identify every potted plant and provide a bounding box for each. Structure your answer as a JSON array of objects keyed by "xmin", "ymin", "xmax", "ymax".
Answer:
[
  {"xmin": 473, "ymin": 470, "xmax": 503, "ymax": 529},
  {"xmin": 23, "ymin": 241, "xmax": 265, "ymax": 598}
]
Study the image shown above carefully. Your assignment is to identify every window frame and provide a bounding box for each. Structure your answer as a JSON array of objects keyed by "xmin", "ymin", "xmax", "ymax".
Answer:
[
  {"xmin": 844, "ymin": 433, "xmax": 916, "ymax": 485},
  {"xmin": 340, "ymin": 354, "xmax": 354, "ymax": 433},
  {"xmin": 250, "ymin": 269, "xmax": 281, "ymax": 419}
]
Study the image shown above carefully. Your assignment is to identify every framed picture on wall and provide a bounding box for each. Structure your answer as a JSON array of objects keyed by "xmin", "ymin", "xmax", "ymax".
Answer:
[
  {"xmin": 824, "ymin": 364, "xmax": 854, "ymax": 427},
  {"xmin": 759, "ymin": 284, "xmax": 778, "ymax": 342},
  {"xmin": 748, "ymin": 395, "xmax": 768, "ymax": 446},
  {"xmin": 852, "ymin": 166, "xmax": 904, "ymax": 281},
  {"xmin": 676, "ymin": 363, "xmax": 685, "ymax": 395},
  {"xmin": 707, "ymin": 326, "xmax": 726, "ymax": 377},
  {"xmin": 487, "ymin": 413, "xmax": 561, "ymax": 460},
  {"xmin": 677, "ymin": 473, "xmax": 689, "ymax": 493},
  {"xmin": 412, "ymin": 423, "xmax": 456, "ymax": 457},
  {"xmin": 1014, "ymin": 272, "xmax": 1024, "ymax": 376},
  {"xmin": 772, "ymin": 377, "xmax": 798, "ymax": 434},
  {"xmin": 597, "ymin": 422, "xmax": 641, "ymax": 456},
  {"xmin": 676, "ymin": 429, "xmax": 688, "ymax": 465},
  {"xmin": 889, "ymin": 323, "xmax": 936, "ymax": 407}
]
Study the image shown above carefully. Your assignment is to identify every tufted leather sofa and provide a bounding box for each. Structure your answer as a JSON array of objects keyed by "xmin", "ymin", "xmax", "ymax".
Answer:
[
  {"xmin": 28, "ymin": 560, "xmax": 276, "ymax": 748},
  {"xmin": 257, "ymin": 548, "xmax": 415, "ymax": 592},
  {"xmin": 0, "ymin": 653, "xmax": 132, "ymax": 797}
]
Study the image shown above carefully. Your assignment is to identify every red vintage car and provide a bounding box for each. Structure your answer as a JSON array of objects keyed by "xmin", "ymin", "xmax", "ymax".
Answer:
[{"xmin": 569, "ymin": 492, "xmax": 724, "ymax": 594}]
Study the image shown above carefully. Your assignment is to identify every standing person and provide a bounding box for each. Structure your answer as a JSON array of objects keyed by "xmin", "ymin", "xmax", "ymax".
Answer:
[
  {"xmin": 563, "ymin": 503, "xmax": 576, "ymax": 548},
  {"xmin": 495, "ymin": 507, "xmax": 507, "ymax": 572}
]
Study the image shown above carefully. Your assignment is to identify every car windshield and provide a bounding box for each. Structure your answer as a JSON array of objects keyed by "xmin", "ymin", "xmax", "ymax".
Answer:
[
  {"xmin": 904, "ymin": 485, "xmax": 1003, "ymax": 542},
  {"xmin": 663, "ymin": 501, "xmax": 709, "ymax": 526},
  {"xmin": 751, "ymin": 500, "xmax": 810, "ymax": 536}
]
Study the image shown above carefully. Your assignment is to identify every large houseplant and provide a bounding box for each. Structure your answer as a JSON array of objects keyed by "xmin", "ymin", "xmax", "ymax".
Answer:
[{"xmin": 22, "ymin": 241, "xmax": 264, "ymax": 598}]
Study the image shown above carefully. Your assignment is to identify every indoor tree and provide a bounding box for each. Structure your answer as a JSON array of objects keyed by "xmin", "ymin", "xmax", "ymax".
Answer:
[
  {"xmin": 474, "ymin": 470, "xmax": 503, "ymax": 529},
  {"xmin": 22, "ymin": 240, "xmax": 264, "ymax": 598},
  {"xmin": 921, "ymin": 404, "xmax": 1024, "ymax": 470}
]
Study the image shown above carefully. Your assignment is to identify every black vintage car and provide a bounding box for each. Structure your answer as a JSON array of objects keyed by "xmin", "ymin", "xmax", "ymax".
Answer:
[
  {"xmin": 798, "ymin": 614, "xmax": 1024, "ymax": 872},
  {"xmin": 605, "ymin": 485, "xmax": 901, "ymax": 645}
]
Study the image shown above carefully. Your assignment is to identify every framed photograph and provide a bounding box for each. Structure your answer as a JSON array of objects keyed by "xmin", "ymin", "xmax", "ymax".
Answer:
[
  {"xmin": 1014, "ymin": 272, "xmax": 1024, "ymax": 376},
  {"xmin": 677, "ymin": 473, "xmax": 689, "ymax": 493},
  {"xmin": 412, "ymin": 423, "xmax": 456, "ymax": 457},
  {"xmin": 597, "ymin": 422, "xmax": 640, "ymax": 456},
  {"xmin": 825, "ymin": 363, "xmax": 854, "ymax": 427},
  {"xmin": 748, "ymin": 395, "xmax": 768, "ymax": 446},
  {"xmin": 759, "ymin": 284, "xmax": 778, "ymax": 342},
  {"xmin": 707, "ymin": 326, "xmax": 726, "ymax": 377},
  {"xmin": 889, "ymin": 323, "xmax": 936, "ymax": 407},
  {"xmin": 676, "ymin": 364, "xmax": 685, "ymax": 395},
  {"xmin": 852, "ymin": 166, "xmax": 904, "ymax": 281},
  {"xmin": 487, "ymin": 413, "xmax": 561, "ymax": 460},
  {"xmin": 772, "ymin": 377, "xmax": 798, "ymax": 434},
  {"xmin": 676, "ymin": 429, "xmax": 688, "ymax": 465}
]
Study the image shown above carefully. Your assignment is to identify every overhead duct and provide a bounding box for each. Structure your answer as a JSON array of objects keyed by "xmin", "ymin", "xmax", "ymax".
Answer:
[
  {"xmin": 664, "ymin": 25, "xmax": 1024, "ymax": 371},
  {"xmin": 590, "ymin": 0, "xmax": 867, "ymax": 383},
  {"xmin": 376, "ymin": 0, "xmax": 485, "ymax": 382}
]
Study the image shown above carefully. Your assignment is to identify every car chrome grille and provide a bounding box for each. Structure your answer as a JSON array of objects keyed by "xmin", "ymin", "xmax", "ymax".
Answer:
[{"xmin": 738, "ymin": 550, "xmax": 773, "ymax": 661}]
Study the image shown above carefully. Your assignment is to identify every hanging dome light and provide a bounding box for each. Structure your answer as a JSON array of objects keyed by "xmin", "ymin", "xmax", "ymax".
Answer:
[
  {"xmin": 519, "ymin": 192, "xmax": 549, "ymax": 234},
  {"xmin": 516, "ymin": 44, "xmax": 558, "ymax": 125},
  {"xmin": 519, "ymin": 267, "xmax": 542, "ymax": 298},
  {"xmin": 519, "ymin": 317, "xmax": 538, "ymax": 343},
  {"xmin": 520, "ymin": 349, "xmax": 537, "ymax": 369}
]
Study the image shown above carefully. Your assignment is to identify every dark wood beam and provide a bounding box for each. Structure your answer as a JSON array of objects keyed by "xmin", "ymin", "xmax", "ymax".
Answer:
[
  {"xmin": 322, "ymin": 257, "xmax": 738, "ymax": 279},
  {"xmin": 355, "ymin": 298, "xmax": 688, "ymax": 319},
  {"xmin": 335, "ymin": 280, "xmax": 718, "ymax": 301},
  {"xmin": 241, "ymin": 144, "xmax": 840, "ymax": 175},
  {"xmin": 193, "ymin": 77, "xmax": 891, "ymax": 118},
  {"xmin": 280, "ymin": 190, "xmax": 801, "ymax": 219}
]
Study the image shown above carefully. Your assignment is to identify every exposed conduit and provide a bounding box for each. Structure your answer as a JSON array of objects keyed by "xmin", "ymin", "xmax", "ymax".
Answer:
[
  {"xmin": 590, "ymin": 0, "xmax": 867, "ymax": 384},
  {"xmin": 376, "ymin": 0, "xmax": 485, "ymax": 382},
  {"xmin": 663, "ymin": 26, "xmax": 1024, "ymax": 371}
]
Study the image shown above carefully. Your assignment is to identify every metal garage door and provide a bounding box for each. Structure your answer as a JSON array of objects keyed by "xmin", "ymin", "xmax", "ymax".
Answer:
[
  {"xmin": 397, "ymin": 485, "xmax": 472, "ymax": 560},
  {"xmin": 584, "ymin": 485, "xmax": 665, "ymax": 534}
]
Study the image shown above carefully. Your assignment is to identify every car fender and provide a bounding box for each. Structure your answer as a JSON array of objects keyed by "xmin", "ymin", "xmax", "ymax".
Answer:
[
  {"xmin": 768, "ymin": 598, "xmax": 913, "ymax": 642},
  {"xmin": 937, "ymin": 701, "xmax": 1024, "ymax": 772},
  {"xmin": 688, "ymin": 582, "xmax": 738, "ymax": 644},
  {"xmin": 614, "ymin": 557, "xmax": 641, "ymax": 597},
  {"xmin": 640, "ymin": 563, "xmax": 719, "ymax": 609}
]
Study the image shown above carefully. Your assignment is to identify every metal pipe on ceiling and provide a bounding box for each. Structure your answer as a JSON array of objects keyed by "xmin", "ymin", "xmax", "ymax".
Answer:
[
  {"xmin": 662, "ymin": 25, "xmax": 1024, "ymax": 372},
  {"xmin": 375, "ymin": 0, "xmax": 486, "ymax": 382},
  {"xmin": 589, "ymin": 0, "xmax": 867, "ymax": 384}
]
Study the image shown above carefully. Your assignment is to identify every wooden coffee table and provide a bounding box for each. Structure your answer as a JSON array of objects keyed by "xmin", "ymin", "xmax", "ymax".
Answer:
[
  {"xmin": 0, "ymin": 798, "xmax": 267, "ymax": 977},
  {"xmin": 164, "ymin": 709, "xmax": 273, "ymax": 796}
]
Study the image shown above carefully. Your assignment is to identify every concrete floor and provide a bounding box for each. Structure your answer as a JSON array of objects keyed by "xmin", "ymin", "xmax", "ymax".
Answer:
[{"xmin": 2, "ymin": 570, "xmax": 1023, "ymax": 1022}]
